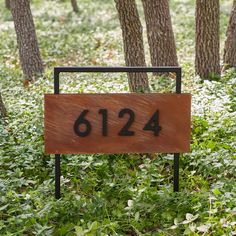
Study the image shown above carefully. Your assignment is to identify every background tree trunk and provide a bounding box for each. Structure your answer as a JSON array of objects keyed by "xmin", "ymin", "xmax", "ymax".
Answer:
[
  {"xmin": 0, "ymin": 93, "xmax": 7, "ymax": 118},
  {"xmin": 195, "ymin": 0, "xmax": 220, "ymax": 79},
  {"xmin": 5, "ymin": 0, "xmax": 10, "ymax": 10},
  {"xmin": 71, "ymin": 0, "xmax": 79, "ymax": 13},
  {"xmin": 114, "ymin": 0, "xmax": 150, "ymax": 92},
  {"xmin": 142, "ymin": 0, "xmax": 178, "ymax": 67},
  {"xmin": 223, "ymin": 1, "xmax": 236, "ymax": 68},
  {"xmin": 10, "ymin": 0, "xmax": 44, "ymax": 80}
]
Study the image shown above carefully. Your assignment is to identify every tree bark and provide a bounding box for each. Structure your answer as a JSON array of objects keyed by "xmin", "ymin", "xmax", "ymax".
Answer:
[
  {"xmin": 0, "ymin": 93, "xmax": 7, "ymax": 118},
  {"xmin": 5, "ymin": 0, "xmax": 10, "ymax": 10},
  {"xmin": 223, "ymin": 1, "xmax": 236, "ymax": 68},
  {"xmin": 71, "ymin": 0, "xmax": 79, "ymax": 13},
  {"xmin": 114, "ymin": 0, "xmax": 150, "ymax": 92},
  {"xmin": 10, "ymin": 0, "xmax": 44, "ymax": 80},
  {"xmin": 142, "ymin": 0, "xmax": 178, "ymax": 67},
  {"xmin": 195, "ymin": 0, "xmax": 220, "ymax": 79}
]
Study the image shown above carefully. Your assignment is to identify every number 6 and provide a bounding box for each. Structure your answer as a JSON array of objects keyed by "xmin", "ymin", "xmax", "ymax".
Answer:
[{"xmin": 74, "ymin": 110, "xmax": 91, "ymax": 137}]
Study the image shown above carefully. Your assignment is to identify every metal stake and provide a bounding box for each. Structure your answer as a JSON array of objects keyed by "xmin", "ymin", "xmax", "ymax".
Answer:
[
  {"xmin": 173, "ymin": 153, "xmax": 179, "ymax": 192},
  {"xmin": 55, "ymin": 154, "xmax": 61, "ymax": 199},
  {"xmin": 173, "ymin": 67, "xmax": 182, "ymax": 192}
]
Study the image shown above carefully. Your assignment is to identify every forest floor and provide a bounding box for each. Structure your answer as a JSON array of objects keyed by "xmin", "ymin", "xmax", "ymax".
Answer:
[{"xmin": 0, "ymin": 0, "xmax": 235, "ymax": 235}]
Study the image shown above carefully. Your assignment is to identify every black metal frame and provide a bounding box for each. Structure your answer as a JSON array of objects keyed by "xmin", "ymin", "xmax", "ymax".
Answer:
[{"xmin": 53, "ymin": 66, "xmax": 182, "ymax": 199}]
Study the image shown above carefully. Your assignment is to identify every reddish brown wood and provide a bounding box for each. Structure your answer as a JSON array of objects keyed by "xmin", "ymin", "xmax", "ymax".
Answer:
[{"xmin": 44, "ymin": 94, "xmax": 191, "ymax": 154}]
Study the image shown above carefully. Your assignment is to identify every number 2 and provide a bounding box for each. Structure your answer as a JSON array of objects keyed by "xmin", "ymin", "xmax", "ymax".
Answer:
[{"xmin": 118, "ymin": 109, "xmax": 135, "ymax": 136}]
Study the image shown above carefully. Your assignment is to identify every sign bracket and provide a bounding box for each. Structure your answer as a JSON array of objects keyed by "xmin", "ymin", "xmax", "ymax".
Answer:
[{"xmin": 53, "ymin": 66, "xmax": 182, "ymax": 199}]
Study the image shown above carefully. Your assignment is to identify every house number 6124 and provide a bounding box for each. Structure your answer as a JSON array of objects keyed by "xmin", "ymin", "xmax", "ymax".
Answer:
[{"xmin": 74, "ymin": 109, "xmax": 162, "ymax": 137}]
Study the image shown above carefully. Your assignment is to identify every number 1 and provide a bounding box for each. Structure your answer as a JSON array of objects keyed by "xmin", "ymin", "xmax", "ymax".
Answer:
[{"xmin": 99, "ymin": 109, "xmax": 108, "ymax": 136}]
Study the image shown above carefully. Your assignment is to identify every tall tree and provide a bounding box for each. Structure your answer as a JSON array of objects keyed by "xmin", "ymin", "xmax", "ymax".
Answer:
[
  {"xmin": 10, "ymin": 0, "xmax": 44, "ymax": 80},
  {"xmin": 195, "ymin": 0, "xmax": 220, "ymax": 79},
  {"xmin": 114, "ymin": 0, "xmax": 150, "ymax": 92},
  {"xmin": 5, "ymin": 0, "xmax": 10, "ymax": 10},
  {"xmin": 71, "ymin": 0, "xmax": 79, "ymax": 13},
  {"xmin": 0, "ymin": 93, "xmax": 7, "ymax": 118},
  {"xmin": 223, "ymin": 1, "xmax": 236, "ymax": 68},
  {"xmin": 142, "ymin": 0, "xmax": 178, "ymax": 67}
]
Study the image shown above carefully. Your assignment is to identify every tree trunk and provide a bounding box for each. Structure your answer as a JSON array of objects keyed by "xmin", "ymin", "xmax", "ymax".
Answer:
[
  {"xmin": 10, "ymin": 0, "xmax": 44, "ymax": 80},
  {"xmin": 5, "ymin": 0, "xmax": 10, "ymax": 10},
  {"xmin": 114, "ymin": 0, "xmax": 150, "ymax": 92},
  {"xmin": 223, "ymin": 1, "xmax": 236, "ymax": 68},
  {"xmin": 71, "ymin": 0, "xmax": 79, "ymax": 13},
  {"xmin": 195, "ymin": 0, "xmax": 220, "ymax": 79},
  {"xmin": 0, "ymin": 93, "xmax": 7, "ymax": 118},
  {"xmin": 142, "ymin": 0, "xmax": 178, "ymax": 67}
]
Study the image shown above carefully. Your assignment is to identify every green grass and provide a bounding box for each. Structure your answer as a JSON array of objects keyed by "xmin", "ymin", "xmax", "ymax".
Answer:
[{"xmin": 0, "ymin": 0, "xmax": 235, "ymax": 235}]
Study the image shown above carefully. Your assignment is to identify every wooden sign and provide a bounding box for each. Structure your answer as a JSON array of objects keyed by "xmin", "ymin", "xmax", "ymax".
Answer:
[{"xmin": 44, "ymin": 94, "xmax": 191, "ymax": 154}]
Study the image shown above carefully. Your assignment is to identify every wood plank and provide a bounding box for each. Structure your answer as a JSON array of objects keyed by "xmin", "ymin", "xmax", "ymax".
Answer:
[{"xmin": 44, "ymin": 94, "xmax": 191, "ymax": 154}]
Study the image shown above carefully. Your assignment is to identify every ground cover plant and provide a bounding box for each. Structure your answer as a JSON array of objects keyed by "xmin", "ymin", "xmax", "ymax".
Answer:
[{"xmin": 0, "ymin": 0, "xmax": 235, "ymax": 235}]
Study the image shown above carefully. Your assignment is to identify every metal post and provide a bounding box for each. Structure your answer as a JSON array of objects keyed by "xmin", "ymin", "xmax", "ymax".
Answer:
[
  {"xmin": 173, "ymin": 153, "xmax": 179, "ymax": 192},
  {"xmin": 54, "ymin": 69, "xmax": 61, "ymax": 199},
  {"xmin": 174, "ymin": 68, "xmax": 182, "ymax": 192},
  {"xmin": 54, "ymin": 68, "xmax": 60, "ymax": 94},
  {"xmin": 55, "ymin": 154, "xmax": 61, "ymax": 199},
  {"xmin": 175, "ymin": 67, "xmax": 182, "ymax": 94}
]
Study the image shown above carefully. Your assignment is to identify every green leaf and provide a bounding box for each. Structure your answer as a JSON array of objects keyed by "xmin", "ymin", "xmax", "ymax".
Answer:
[
  {"xmin": 0, "ymin": 204, "xmax": 9, "ymax": 211},
  {"xmin": 75, "ymin": 226, "xmax": 85, "ymax": 236},
  {"xmin": 212, "ymin": 188, "xmax": 221, "ymax": 195},
  {"xmin": 197, "ymin": 224, "xmax": 210, "ymax": 232}
]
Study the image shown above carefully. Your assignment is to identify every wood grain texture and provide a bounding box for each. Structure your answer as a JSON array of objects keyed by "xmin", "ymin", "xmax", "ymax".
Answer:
[
  {"xmin": 114, "ymin": 0, "xmax": 149, "ymax": 92},
  {"xmin": 195, "ymin": 0, "xmax": 220, "ymax": 78},
  {"xmin": 224, "ymin": 1, "xmax": 236, "ymax": 67},
  {"xmin": 10, "ymin": 0, "xmax": 44, "ymax": 79},
  {"xmin": 44, "ymin": 94, "xmax": 191, "ymax": 154},
  {"xmin": 142, "ymin": 0, "xmax": 178, "ymax": 67}
]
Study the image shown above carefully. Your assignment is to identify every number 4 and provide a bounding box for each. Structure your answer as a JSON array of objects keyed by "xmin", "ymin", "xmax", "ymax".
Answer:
[{"xmin": 143, "ymin": 110, "xmax": 162, "ymax": 136}]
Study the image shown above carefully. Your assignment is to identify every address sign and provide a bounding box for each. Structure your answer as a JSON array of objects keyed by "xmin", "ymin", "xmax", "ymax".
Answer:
[{"xmin": 44, "ymin": 93, "xmax": 191, "ymax": 154}]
